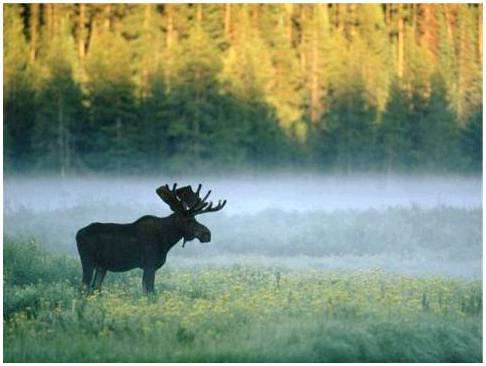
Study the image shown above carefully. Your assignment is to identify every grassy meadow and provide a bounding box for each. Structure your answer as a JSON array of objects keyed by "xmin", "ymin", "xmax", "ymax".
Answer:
[
  {"xmin": 3, "ymin": 175, "xmax": 482, "ymax": 362},
  {"xmin": 3, "ymin": 239, "xmax": 482, "ymax": 362}
]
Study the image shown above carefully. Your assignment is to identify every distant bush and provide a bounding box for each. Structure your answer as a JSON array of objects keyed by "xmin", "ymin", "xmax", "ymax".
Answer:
[
  {"xmin": 4, "ymin": 206, "xmax": 482, "ymax": 262},
  {"xmin": 189, "ymin": 206, "xmax": 482, "ymax": 260},
  {"xmin": 4, "ymin": 238, "xmax": 80, "ymax": 287}
]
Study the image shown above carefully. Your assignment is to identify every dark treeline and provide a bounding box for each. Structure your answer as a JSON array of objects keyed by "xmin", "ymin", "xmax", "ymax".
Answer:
[{"xmin": 4, "ymin": 4, "xmax": 482, "ymax": 175}]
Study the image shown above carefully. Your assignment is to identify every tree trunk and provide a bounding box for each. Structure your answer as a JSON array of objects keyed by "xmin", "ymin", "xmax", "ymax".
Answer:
[
  {"xmin": 444, "ymin": 5, "xmax": 454, "ymax": 45},
  {"xmin": 224, "ymin": 4, "xmax": 231, "ymax": 40},
  {"xmin": 58, "ymin": 100, "xmax": 65, "ymax": 178},
  {"xmin": 479, "ymin": 5, "xmax": 483, "ymax": 64},
  {"xmin": 197, "ymin": 3, "xmax": 203, "ymax": 24},
  {"xmin": 285, "ymin": 4, "xmax": 293, "ymax": 43},
  {"xmin": 300, "ymin": 5, "xmax": 307, "ymax": 76},
  {"xmin": 458, "ymin": 10, "xmax": 466, "ymax": 121},
  {"xmin": 310, "ymin": 8, "xmax": 319, "ymax": 124},
  {"xmin": 397, "ymin": 4, "xmax": 404, "ymax": 78},
  {"xmin": 45, "ymin": 4, "xmax": 54, "ymax": 39},
  {"xmin": 335, "ymin": 4, "xmax": 344, "ymax": 32},
  {"xmin": 104, "ymin": 4, "xmax": 111, "ymax": 32},
  {"xmin": 142, "ymin": 4, "xmax": 152, "ymax": 97},
  {"xmin": 348, "ymin": 4, "xmax": 357, "ymax": 39},
  {"xmin": 86, "ymin": 14, "xmax": 97, "ymax": 59},
  {"xmin": 30, "ymin": 3, "xmax": 39, "ymax": 63},
  {"xmin": 411, "ymin": 4, "xmax": 416, "ymax": 31},
  {"xmin": 166, "ymin": 5, "xmax": 174, "ymax": 49},
  {"xmin": 78, "ymin": 3, "xmax": 86, "ymax": 60},
  {"xmin": 251, "ymin": 4, "xmax": 259, "ymax": 26}
]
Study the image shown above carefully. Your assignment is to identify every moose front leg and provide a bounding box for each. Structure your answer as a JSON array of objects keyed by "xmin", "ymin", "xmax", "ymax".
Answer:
[
  {"xmin": 93, "ymin": 267, "xmax": 107, "ymax": 292},
  {"xmin": 142, "ymin": 268, "xmax": 156, "ymax": 295}
]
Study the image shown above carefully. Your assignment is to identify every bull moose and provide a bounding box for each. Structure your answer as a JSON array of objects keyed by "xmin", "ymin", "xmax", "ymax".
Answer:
[{"xmin": 76, "ymin": 184, "xmax": 226, "ymax": 294}]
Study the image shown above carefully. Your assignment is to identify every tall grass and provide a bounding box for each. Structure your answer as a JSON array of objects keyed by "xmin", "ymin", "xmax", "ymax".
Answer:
[{"xmin": 3, "ymin": 239, "xmax": 482, "ymax": 362}]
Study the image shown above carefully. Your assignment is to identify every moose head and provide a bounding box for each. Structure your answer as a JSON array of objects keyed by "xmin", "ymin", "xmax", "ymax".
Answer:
[{"xmin": 156, "ymin": 183, "xmax": 227, "ymax": 246}]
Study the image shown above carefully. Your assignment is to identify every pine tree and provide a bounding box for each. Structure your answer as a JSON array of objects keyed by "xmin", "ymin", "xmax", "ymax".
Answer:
[
  {"xmin": 121, "ymin": 4, "xmax": 164, "ymax": 98},
  {"xmin": 32, "ymin": 7, "xmax": 84, "ymax": 176},
  {"xmin": 461, "ymin": 105, "xmax": 482, "ymax": 171},
  {"xmin": 454, "ymin": 5, "xmax": 482, "ymax": 124},
  {"xmin": 220, "ymin": 5, "xmax": 273, "ymax": 102},
  {"xmin": 324, "ymin": 77, "xmax": 377, "ymax": 173},
  {"xmin": 354, "ymin": 4, "xmax": 392, "ymax": 112},
  {"xmin": 84, "ymin": 7, "xmax": 139, "ymax": 173},
  {"xmin": 420, "ymin": 74, "xmax": 462, "ymax": 171},
  {"xmin": 259, "ymin": 4, "xmax": 303, "ymax": 138},
  {"xmin": 4, "ymin": 5, "xmax": 36, "ymax": 172},
  {"xmin": 164, "ymin": 22, "xmax": 222, "ymax": 170},
  {"xmin": 378, "ymin": 80, "xmax": 416, "ymax": 172}
]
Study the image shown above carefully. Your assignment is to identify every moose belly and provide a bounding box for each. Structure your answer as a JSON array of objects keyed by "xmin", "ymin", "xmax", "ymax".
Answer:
[{"xmin": 93, "ymin": 232, "xmax": 143, "ymax": 272}]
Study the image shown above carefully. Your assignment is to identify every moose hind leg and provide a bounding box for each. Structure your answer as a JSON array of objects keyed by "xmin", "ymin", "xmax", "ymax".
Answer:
[
  {"xmin": 142, "ymin": 268, "xmax": 156, "ymax": 295},
  {"xmin": 81, "ymin": 257, "xmax": 95, "ymax": 290},
  {"xmin": 93, "ymin": 267, "xmax": 107, "ymax": 291}
]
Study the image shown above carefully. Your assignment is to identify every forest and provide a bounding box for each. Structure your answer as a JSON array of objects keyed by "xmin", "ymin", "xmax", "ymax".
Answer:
[{"xmin": 3, "ymin": 3, "xmax": 483, "ymax": 175}]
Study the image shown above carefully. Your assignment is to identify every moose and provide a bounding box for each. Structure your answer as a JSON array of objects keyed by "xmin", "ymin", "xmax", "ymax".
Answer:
[{"xmin": 76, "ymin": 184, "xmax": 226, "ymax": 294}]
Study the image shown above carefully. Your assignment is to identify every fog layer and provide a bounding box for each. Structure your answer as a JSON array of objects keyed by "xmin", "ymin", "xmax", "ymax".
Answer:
[
  {"xmin": 4, "ymin": 174, "xmax": 482, "ymax": 279},
  {"xmin": 4, "ymin": 174, "xmax": 482, "ymax": 213}
]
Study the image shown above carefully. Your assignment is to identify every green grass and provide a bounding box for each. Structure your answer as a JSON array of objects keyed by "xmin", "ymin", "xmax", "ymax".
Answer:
[{"xmin": 3, "ymin": 239, "xmax": 482, "ymax": 362}]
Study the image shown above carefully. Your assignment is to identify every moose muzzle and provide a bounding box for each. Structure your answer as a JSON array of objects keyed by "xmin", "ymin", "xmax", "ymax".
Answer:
[{"xmin": 198, "ymin": 230, "xmax": 211, "ymax": 243}]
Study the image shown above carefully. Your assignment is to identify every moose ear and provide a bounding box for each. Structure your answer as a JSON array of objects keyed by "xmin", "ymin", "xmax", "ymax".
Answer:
[{"xmin": 156, "ymin": 185, "xmax": 184, "ymax": 213}]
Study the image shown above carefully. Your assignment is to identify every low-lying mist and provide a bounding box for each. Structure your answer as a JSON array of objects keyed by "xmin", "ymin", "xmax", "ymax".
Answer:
[
  {"xmin": 4, "ymin": 173, "xmax": 482, "ymax": 278},
  {"xmin": 5, "ymin": 173, "xmax": 481, "ymax": 213}
]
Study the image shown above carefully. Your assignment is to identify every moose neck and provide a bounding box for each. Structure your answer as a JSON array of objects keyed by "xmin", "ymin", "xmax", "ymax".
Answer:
[{"xmin": 159, "ymin": 214, "xmax": 186, "ymax": 251}]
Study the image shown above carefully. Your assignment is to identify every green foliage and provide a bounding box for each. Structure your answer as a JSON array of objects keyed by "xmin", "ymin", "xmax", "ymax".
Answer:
[
  {"xmin": 84, "ymin": 29, "xmax": 140, "ymax": 173},
  {"xmin": 3, "ymin": 4, "xmax": 483, "ymax": 174},
  {"xmin": 3, "ymin": 238, "xmax": 80, "ymax": 287},
  {"xmin": 30, "ymin": 11, "xmax": 85, "ymax": 174},
  {"xmin": 3, "ymin": 5, "xmax": 37, "ymax": 172},
  {"xmin": 321, "ymin": 78, "xmax": 377, "ymax": 173},
  {"xmin": 420, "ymin": 75, "xmax": 463, "ymax": 171},
  {"xmin": 378, "ymin": 80, "xmax": 420, "ymax": 171},
  {"xmin": 3, "ymin": 241, "xmax": 482, "ymax": 362},
  {"xmin": 461, "ymin": 106, "xmax": 482, "ymax": 171}
]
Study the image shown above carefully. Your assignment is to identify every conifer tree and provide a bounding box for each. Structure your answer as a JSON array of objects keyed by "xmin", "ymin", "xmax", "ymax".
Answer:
[
  {"xmin": 84, "ymin": 8, "xmax": 139, "ymax": 173},
  {"xmin": 296, "ymin": 4, "xmax": 330, "ymax": 143},
  {"xmin": 455, "ymin": 5, "xmax": 482, "ymax": 124},
  {"xmin": 32, "ymin": 10, "xmax": 84, "ymax": 176},
  {"xmin": 378, "ymin": 80, "xmax": 416, "ymax": 172},
  {"xmin": 4, "ymin": 5, "xmax": 36, "ymax": 171},
  {"xmin": 260, "ymin": 4, "xmax": 303, "ymax": 138},
  {"xmin": 325, "ymin": 77, "xmax": 376, "ymax": 173},
  {"xmin": 420, "ymin": 74, "xmax": 462, "ymax": 171},
  {"xmin": 461, "ymin": 105, "xmax": 482, "ymax": 171}
]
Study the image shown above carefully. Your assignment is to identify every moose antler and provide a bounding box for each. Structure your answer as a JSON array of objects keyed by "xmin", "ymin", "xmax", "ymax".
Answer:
[
  {"xmin": 187, "ymin": 184, "xmax": 226, "ymax": 215},
  {"xmin": 156, "ymin": 183, "xmax": 186, "ymax": 213},
  {"xmin": 193, "ymin": 199, "xmax": 227, "ymax": 215},
  {"xmin": 156, "ymin": 183, "xmax": 226, "ymax": 216}
]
